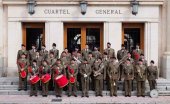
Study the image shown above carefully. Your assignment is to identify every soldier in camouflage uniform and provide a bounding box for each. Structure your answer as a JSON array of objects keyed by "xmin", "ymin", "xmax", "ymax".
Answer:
[
  {"xmin": 92, "ymin": 46, "xmax": 102, "ymax": 60},
  {"xmin": 147, "ymin": 60, "xmax": 158, "ymax": 91},
  {"xmin": 32, "ymin": 51, "xmax": 43, "ymax": 67},
  {"xmin": 132, "ymin": 44, "xmax": 143, "ymax": 63},
  {"xmin": 40, "ymin": 60, "xmax": 51, "ymax": 97},
  {"xmin": 93, "ymin": 58, "xmax": 104, "ymax": 97},
  {"xmin": 49, "ymin": 43, "xmax": 59, "ymax": 59},
  {"xmin": 140, "ymin": 54, "xmax": 148, "ymax": 67},
  {"xmin": 107, "ymin": 57, "xmax": 126, "ymax": 96},
  {"xmin": 29, "ymin": 44, "xmax": 37, "ymax": 65},
  {"xmin": 102, "ymin": 52, "xmax": 110, "ymax": 90},
  {"xmin": 79, "ymin": 59, "xmax": 92, "ymax": 97},
  {"xmin": 87, "ymin": 52, "xmax": 95, "ymax": 90},
  {"xmin": 122, "ymin": 59, "xmax": 134, "ymax": 97},
  {"xmin": 17, "ymin": 53, "xmax": 29, "ymax": 91},
  {"xmin": 17, "ymin": 44, "xmax": 29, "ymax": 60},
  {"xmin": 29, "ymin": 60, "xmax": 39, "ymax": 97},
  {"xmin": 135, "ymin": 59, "xmax": 147, "ymax": 97},
  {"xmin": 61, "ymin": 48, "xmax": 72, "ymax": 62},
  {"xmin": 81, "ymin": 44, "xmax": 92, "ymax": 60},
  {"xmin": 39, "ymin": 44, "xmax": 48, "ymax": 60},
  {"xmin": 52, "ymin": 59, "xmax": 66, "ymax": 97},
  {"xmin": 67, "ymin": 59, "xmax": 78, "ymax": 97},
  {"xmin": 61, "ymin": 51, "xmax": 70, "ymax": 69},
  {"xmin": 104, "ymin": 42, "xmax": 115, "ymax": 59},
  {"xmin": 47, "ymin": 52, "xmax": 57, "ymax": 90},
  {"xmin": 117, "ymin": 44, "xmax": 128, "ymax": 81}
]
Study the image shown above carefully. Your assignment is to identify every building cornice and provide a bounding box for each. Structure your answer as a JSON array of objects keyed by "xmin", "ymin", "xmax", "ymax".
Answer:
[{"xmin": 2, "ymin": 0, "xmax": 164, "ymax": 5}]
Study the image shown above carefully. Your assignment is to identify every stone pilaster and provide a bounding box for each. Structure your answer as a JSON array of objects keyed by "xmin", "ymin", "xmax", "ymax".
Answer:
[
  {"xmin": 0, "ymin": 0, "xmax": 3, "ymax": 77},
  {"xmin": 162, "ymin": 0, "xmax": 170, "ymax": 79}
]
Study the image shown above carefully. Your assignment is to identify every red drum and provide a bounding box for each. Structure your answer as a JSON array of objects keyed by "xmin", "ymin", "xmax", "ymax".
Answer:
[
  {"xmin": 20, "ymin": 71, "xmax": 27, "ymax": 78},
  {"xmin": 55, "ymin": 75, "xmax": 68, "ymax": 88},
  {"xmin": 69, "ymin": 77, "xmax": 76, "ymax": 83},
  {"xmin": 29, "ymin": 75, "xmax": 40, "ymax": 84},
  {"xmin": 41, "ymin": 74, "xmax": 51, "ymax": 83}
]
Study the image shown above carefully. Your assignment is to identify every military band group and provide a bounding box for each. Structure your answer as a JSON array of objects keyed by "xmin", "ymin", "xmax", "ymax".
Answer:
[{"xmin": 17, "ymin": 42, "xmax": 158, "ymax": 97}]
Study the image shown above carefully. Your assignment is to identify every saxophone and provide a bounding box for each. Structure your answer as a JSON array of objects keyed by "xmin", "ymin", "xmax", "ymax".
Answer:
[{"xmin": 137, "ymin": 67, "xmax": 143, "ymax": 78}]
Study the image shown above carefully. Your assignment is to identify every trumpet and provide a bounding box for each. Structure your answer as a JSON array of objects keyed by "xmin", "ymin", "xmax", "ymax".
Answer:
[
  {"xmin": 73, "ymin": 56, "xmax": 81, "ymax": 64},
  {"xmin": 94, "ymin": 71, "xmax": 101, "ymax": 77}
]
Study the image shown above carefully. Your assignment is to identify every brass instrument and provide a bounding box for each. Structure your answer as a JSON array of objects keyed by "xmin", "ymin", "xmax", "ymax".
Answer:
[
  {"xmin": 117, "ymin": 54, "xmax": 128, "ymax": 66},
  {"xmin": 94, "ymin": 71, "xmax": 101, "ymax": 77},
  {"xmin": 94, "ymin": 63, "xmax": 104, "ymax": 77},
  {"xmin": 73, "ymin": 56, "xmax": 81, "ymax": 64},
  {"xmin": 137, "ymin": 68, "xmax": 143, "ymax": 78}
]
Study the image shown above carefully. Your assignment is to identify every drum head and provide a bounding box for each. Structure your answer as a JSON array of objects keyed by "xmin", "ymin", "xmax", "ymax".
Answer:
[
  {"xmin": 150, "ymin": 89, "xmax": 159, "ymax": 98},
  {"xmin": 56, "ymin": 75, "xmax": 63, "ymax": 80}
]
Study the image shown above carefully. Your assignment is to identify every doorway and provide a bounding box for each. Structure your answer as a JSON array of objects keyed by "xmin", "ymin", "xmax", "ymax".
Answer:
[
  {"xmin": 22, "ymin": 23, "xmax": 45, "ymax": 50},
  {"xmin": 64, "ymin": 23, "xmax": 103, "ymax": 52},
  {"xmin": 122, "ymin": 23, "xmax": 144, "ymax": 52}
]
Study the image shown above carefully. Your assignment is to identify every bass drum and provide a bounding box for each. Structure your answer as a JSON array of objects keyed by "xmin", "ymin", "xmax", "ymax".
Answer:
[{"xmin": 150, "ymin": 89, "xmax": 159, "ymax": 98}]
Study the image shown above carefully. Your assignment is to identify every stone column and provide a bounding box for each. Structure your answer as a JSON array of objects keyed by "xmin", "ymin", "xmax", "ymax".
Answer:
[
  {"xmin": 7, "ymin": 22, "xmax": 22, "ymax": 77},
  {"xmin": 45, "ymin": 22, "xmax": 64, "ymax": 55},
  {"xmin": 0, "ymin": 0, "xmax": 3, "ymax": 76},
  {"xmin": 162, "ymin": 0, "xmax": 170, "ymax": 79},
  {"xmin": 107, "ymin": 22, "xmax": 122, "ymax": 55}
]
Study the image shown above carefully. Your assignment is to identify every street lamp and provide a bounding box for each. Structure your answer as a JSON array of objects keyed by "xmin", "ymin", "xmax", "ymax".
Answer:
[
  {"xmin": 131, "ymin": 0, "xmax": 139, "ymax": 15},
  {"xmin": 80, "ymin": 0, "xmax": 88, "ymax": 15},
  {"xmin": 27, "ymin": 0, "xmax": 37, "ymax": 15}
]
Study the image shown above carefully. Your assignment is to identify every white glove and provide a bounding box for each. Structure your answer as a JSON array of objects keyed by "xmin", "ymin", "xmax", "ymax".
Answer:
[{"xmin": 84, "ymin": 74, "xmax": 87, "ymax": 78}]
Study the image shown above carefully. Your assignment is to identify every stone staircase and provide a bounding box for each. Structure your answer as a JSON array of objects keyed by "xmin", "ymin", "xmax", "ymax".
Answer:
[{"xmin": 0, "ymin": 77, "xmax": 170, "ymax": 96}]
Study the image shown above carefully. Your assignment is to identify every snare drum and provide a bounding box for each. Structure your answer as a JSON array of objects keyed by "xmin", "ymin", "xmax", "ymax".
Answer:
[
  {"xmin": 41, "ymin": 74, "xmax": 51, "ymax": 83},
  {"xmin": 29, "ymin": 75, "xmax": 40, "ymax": 84},
  {"xmin": 55, "ymin": 75, "xmax": 68, "ymax": 88},
  {"xmin": 20, "ymin": 70, "xmax": 27, "ymax": 78},
  {"xmin": 69, "ymin": 77, "xmax": 76, "ymax": 83}
]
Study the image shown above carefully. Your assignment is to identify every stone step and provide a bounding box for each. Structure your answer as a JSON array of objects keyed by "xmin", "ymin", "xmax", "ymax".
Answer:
[
  {"xmin": 0, "ymin": 85, "xmax": 19, "ymax": 90},
  {"xmin": 0, "ymin": 90, "xmax": 169, "ymax": 96},
  {"xmin": 0, "ymin": 90, "xmax": 136, "ymax": 96}
]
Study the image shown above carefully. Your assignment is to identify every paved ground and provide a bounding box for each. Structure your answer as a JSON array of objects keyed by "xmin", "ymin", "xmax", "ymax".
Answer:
[{"xmin": 0, "ymin": 95, "xmax": 170, "ymax": 104}]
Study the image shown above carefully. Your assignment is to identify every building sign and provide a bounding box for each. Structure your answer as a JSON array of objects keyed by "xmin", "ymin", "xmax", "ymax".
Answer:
[
  {"xmin": 8, "ymin": 5, "xmax": 159, "ymax": 19},
  {"xmin": 44, "ymin": 9, "xmax": 70, "ymax": 14},
  {"xmin": 43, "ymin": 9, "xmax": 122, "ymax": 15},
  {"xmin": 95, "ymin": 9, "xmax": 122, "ymax": 14}
]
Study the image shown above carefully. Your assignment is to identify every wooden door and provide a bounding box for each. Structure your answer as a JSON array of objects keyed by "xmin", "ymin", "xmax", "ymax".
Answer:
[
  {"xmin": 64, "ymin": 23, "xmax": 103, "ymax": 52},
  {"xmin": 22, "ymin": 23, "xmax": 45, "ymax": 50},
  {"xmin": 122, "ymin": 23, "xmax": 144, "ymax": 52}
]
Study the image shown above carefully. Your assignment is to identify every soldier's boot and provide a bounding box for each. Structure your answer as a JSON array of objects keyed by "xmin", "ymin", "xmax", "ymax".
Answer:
[
  {"xmin": 68, "ymin": 84, "xmax": 72, "ymax": 97},
  {"xmin": 125, "ymin": 91, "xmax": 128, "ymax": 97},
  {"xmin": 110, "ymin": 86, "xmax": 113, "ymax": 97},
  {"xmin": 34, "ymin": 85, "xmax": 38, "ymax": 96},
  {"xmin": 85, "ymin": 91, "xmax": 89, "ymax": 97},
  {"xmin": 113, "ymin": 86, "xmax": 117, "ymax": 97},
  {"xmin": 23, "ymin": 78, "xmax": 27, "ymax": 91},
  {"xmin": 82, "ymin": 92, "xmax": 85, "ymax": 97},
  {"xmin": 30, "ymin": 89, "xmax": 34, "ymax": 97}
]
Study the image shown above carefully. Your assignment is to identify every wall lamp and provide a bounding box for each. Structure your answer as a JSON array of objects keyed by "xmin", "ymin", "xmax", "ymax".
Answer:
[
  {"xmin": 80, "ymin": 0, "xmax": 88, "ymax": 15},
  {"xmin": 27, "ymin": 0, "xmax": 37, "ymax": 15},
  {"xmin": 131, "ymin": 0, "xmax": 139, "ymax": 15}
]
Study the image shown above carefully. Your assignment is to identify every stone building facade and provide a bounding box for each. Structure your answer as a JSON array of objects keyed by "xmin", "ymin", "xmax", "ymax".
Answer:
[{"xmin": 0, "ymin": 0, "xmax": 169, "ymax": 79}]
